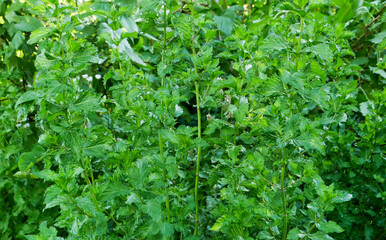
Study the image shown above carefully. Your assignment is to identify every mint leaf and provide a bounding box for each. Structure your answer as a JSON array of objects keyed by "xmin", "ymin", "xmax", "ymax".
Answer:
[
  {"xmin": 76, "ymin": 196, "xmax": 97, "ymax": 216},
  {"xmin": 14, "ymin": 16, "xmax": 43, "ymax": 32},
  {"xmin": 317, "ymin": 221, "xmax": 344, "ymax": 233},
  {"xmin": 304, "ymin": 44, "xmax": 333, "ymax": 63},
  {"xmin": 27, "ymin": 27, "xmax": 53, "ymax": 44}
]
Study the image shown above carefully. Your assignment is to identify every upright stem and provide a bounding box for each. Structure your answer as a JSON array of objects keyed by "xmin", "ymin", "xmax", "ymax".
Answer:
[
  {"xmin": 191, "ymin": 1, "xmax": 202, "ymax": 235},
  {"xmin": 161, "ymin": 3, "xmax": 171, "ymax": 225},
  {"xmin": 281, "ymin": 151, "xmax": 288, "ymax": 240},
  {"xmin": 242, "ymin": 0, "xmax": 245, "ymax": 23},
  {"xmin": 159, "ymin": 133, "xmax": 171, "ymax": 223},
  {"xmin": 159, "ymin": 132, "xmax": 164, "ymax": 155},
  {"xmin": 162, "ymin": 3, "xmax": 167, "ymax": 87},
  {"xmin": 296, "ymin": 17, "xmax": 304, "ymax": 68},
  {"xmin": 234, "ymin": 78, "xmax": 244, "ymax": 145},
  {"xmin": 163, "ymin": 4, "xmax": 167, "ymax": 51},
  {"xmin": 194, "ymin": 82, "xmax": 202, "ymax": 235}
]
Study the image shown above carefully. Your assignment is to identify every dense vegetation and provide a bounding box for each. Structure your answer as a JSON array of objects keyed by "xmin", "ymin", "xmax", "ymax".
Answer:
[{"xmin": 0, "ymin": 0, "xmax": 385, "ymax": 239}]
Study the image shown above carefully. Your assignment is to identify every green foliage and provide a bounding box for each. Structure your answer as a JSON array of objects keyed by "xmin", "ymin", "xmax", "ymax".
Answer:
[{"xmin": 0, "ymin": 0, "xmax": 385, "ymax": 239}]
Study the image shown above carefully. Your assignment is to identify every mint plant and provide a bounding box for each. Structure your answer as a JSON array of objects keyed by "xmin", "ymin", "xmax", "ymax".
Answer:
[{"xmin": 0, "ymin": 0, "xmax": 385, "ymax": 239}]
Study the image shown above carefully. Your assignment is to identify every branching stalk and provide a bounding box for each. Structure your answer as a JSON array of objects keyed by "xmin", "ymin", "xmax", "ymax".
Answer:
[
  {"xmin": 300, "ymin": 207, "xmax": 326, "ymax": 240},
  {"xmin": 83, "ymin": 169, "xmax": 126, "ymax": 233},
  {"xmin": 259, "ymin": 172, "xmax": 281, "ymax": 191}
]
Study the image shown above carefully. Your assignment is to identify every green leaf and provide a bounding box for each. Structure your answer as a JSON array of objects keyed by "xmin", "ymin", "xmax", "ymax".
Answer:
[
  {"xmin": 333, "ymin": 191, "xmax": 353, "ymax": 203},
  {"xmin": 119, "ymin": 15, "xmax": 139, "ymax": 33},
  {"xmin": 160, "ymin": 129, "xmax": 179, "ymax": 145},
  {"xmin": 76, "ymin": 196, "xmax": 97, "ymax": 216},
  {"xmin": 101, "ymin": 183, "xmax": 129, "ymax": 202},
  {"xmin": 118, "ymin": 39, "xmax": 145, "ymax": 65},
  {"xmin": 311, "ymin": 61, "xmax": 326, "ymax": 82},
  {"xmin": 18, "ymin": 145, "xmax": 45, "ymax": 172},
  {"xmin": 142, "ymin": 199, "xmax": 162, "ymax": 222},
  {"xmin": 12, "ymin": 31, "xmax": 25, "ymax": 49},
  {"xmin": 35, "ymin": 50, "xmax": 58, "ymax": 69},
  {"xmin": 25, "ymin": 221, "xmax": 58, "ymax": 240},
  {"xmin": 370, "ymin": 31, "xmax": 386, "ymax": 44},
  {"xmin": 294, "ymin": 0, "xmax": 309, "ymax": 8},
  {"xmin": 140, "ymin": 0, "xmax": 160, "ymax": 11},
  {"xmin": 373, "ymin": 69, "xmax": 386, "ymax": 79},
  {"xmin": 252, "ymin": 151, "xmax": 265, "ymax": 172},
  {"xmin": 309, "ymin": 231, "xmax": 334, "ymax": 240},
  {"xmin": 14, "ymin": 16, "xmax": 43, "ymax": 32},
  {"xmin": 260, "ymin": 34, "xmax": 289, "ymax": 51},
  {"xmin": 27, "ymin": 27, "xmax": 53, "ymax": 45},
  {"xmin": 295, "ymin": 132, "xmax": 326, "ymax": 155},
  {"xmin": 126, "ymin": 193, "xmax": 141, "ymax": 205},
  {"xmin": 281, "ymin": 70, "xmax": 305, "ymax": 89},
  {"xmin": 317, "ymin": 221, "xmax": 344, "ymax": 233},
  {"xmin": 213, "ymin": 15, "xmax": 234, "ymax": 36},
  {"xmin": 309, "ymin": 0, "xmax": 328, "ymax": 7},
  {"xmin": 288, "ymin": 228, "xmax": 305, "ymax": 240},
  {"xmin": 69, "ymin": 94, "xmax": 106, "ymax": 112},
  {"xmin": 359, "ymin": 101, "xmax": 374, "ymax": 116},
  {"xmin": 203, "ymin": 119, "xmax": 232, "ymax": 135},
  {"xmin": 131, "ymin": 158, "xmax": 149, "ymax": 187},
  {"xmin": 303, "ymin": 44, "xmax": 333, "ymax": 63},
  {"xmin": 160, "ymin": 222, "xmax": 174, "ymax": 240},
  {"xmin": 174, "ymin": 104, "xmax": 183, "ymax": 117},
  {"xmin": 44, "ymin": 185, "xmax": 64, "ymax": 209},
  {"xmin": 34, "ymin": 170, "xmax": 58, "ymax": 181},
  {"xmin": 174, "ymin": 14, "xmax": 192, "ymax": 42},
  {"xmin": 234, "ymin": 96, "xmax": 249, "ymax": 122},
  {"xmin": 15, "ymin": 90, "xmax": 44, "ymax": 107},
  {"xmin": 365, "ymin": 225, "xmax": 373, "ymax": 240},
  {"xmin": 257, "ymin": 231, "xmax": 275, "ymax": 239},
  {"xmin": 83, "ymin": 143, "xmax": 112, "ymax": 158},
  {"xmin": 210, "ymin": 222, "xmax": 223, "ymax": 231}
]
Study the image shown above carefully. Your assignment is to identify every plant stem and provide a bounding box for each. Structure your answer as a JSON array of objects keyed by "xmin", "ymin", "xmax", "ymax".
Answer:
[
  {"xmin": 300, "ymin": 208, "xmax": 326, "ymax": 240},
  {"xmin": 163, "ymin": 4, "xmax": 167, "ymax": 52},
  {"xmin": 83, "ymin": 170, "xmax": 126, "ymax": 233},
  {"xmin": 234, "ymin": 78, "xmax": 244, "ymax": 145},
  {"xmin": 242, "ymin": 0, "xmax": 245, "ymax": 23},
  {"xmin": 161, "ymin": 4, "xmax": 171, "ymax": 223},
  {"xmin": 159, "ymin": 133, "xmax": 171, "ymax": 223},
  {"xmin": 123, "ymin": 165, "xmax": 145, "ymax": 204},
  {"xmin": 281, "ymin": 151, "xmax": 288, "ymax": 240},
  {"xmin": 296, "ymin": 17, "xmax": 304, "ymax": 68},
  {"xmin": 159, "ymin": 132, "xmax": 164, "ymax": 154},
  {"xmin": 194, "ymin": 81, "xmax": 202, "ymax": 235},
  {"xmin": 353, "ymin": 5, "xmax": 385, "ymax": 49},
  {"xmin": 191, "ymin": 1, "xmax": 202, "ymax": 235},
  {"xmin": 162, "ymin": 3, "xmax": 167, "ymax": 87},
  {"xmin": 259, "ymin": 173, "xmax": 281, "ymax": 191}
]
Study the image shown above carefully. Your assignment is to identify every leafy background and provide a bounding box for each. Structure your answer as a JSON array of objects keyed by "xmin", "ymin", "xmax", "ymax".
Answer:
[{"xmin": 0, "ymin": 0, "xmax": 385, "ymax": 239}]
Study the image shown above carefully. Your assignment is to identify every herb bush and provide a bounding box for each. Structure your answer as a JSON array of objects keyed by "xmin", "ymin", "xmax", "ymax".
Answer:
[{"xmin": 0, "ymin": 0, "xmax": 385, "ymax": 239}]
